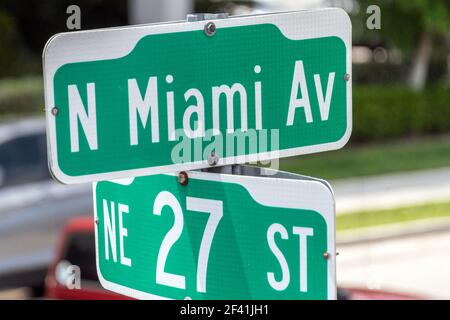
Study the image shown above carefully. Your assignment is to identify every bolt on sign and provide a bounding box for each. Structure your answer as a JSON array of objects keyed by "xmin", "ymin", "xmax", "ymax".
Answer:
[
  {"xmin": 93, "ymin": 168, "xmax": 336, "ymax": 299},
  {"xmin": 43, "ymin": 9, "xmax": 352, "ymax": 184}
]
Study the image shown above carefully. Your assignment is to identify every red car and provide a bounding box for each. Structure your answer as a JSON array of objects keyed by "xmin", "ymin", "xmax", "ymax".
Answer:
[
  {"xmin": 44, "ymin": 216, "xmax": 422, "ymax": 300},
  {"xmin": 44, "ymin": 216, "xmax": 130, "ymax": 300}
]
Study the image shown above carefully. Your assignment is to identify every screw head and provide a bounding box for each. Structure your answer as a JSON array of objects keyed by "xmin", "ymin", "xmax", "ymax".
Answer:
[
  {"xmin": 323, "ymin": 252, "xmax": 330, "ymax": 259},
  {"xmin": 204, "ymin": 21, "xmax": 216, "ymax": 37},
  {"xmin": 344, "ymin": 73, "xmax": 351, "ymax": 81},
  {"xmin": 178, "ymin": 171, "xmax": 189, "ymax": 186},
  {"xmin": 207, "ymin": 152, "xmax": 219, "ymax": 166},
  {"xmin": 51, "ymin": 107, "xmax": 59, "ymax": 116},
  {"xmin": 94, "ymin": 217, "xmax": 99, "ymax": 225}
]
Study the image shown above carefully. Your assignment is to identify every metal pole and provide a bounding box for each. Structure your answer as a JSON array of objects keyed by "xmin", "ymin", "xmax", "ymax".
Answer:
[{"xmin": 128, "ymin": 0, "xmax": 194, "ymax": 24}]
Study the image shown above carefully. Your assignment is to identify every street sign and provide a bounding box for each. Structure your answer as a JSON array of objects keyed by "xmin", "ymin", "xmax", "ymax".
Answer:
[
  {"xmin": 44, "ymin": 9, "xmax": 352, "ymax": 183},
  {"xmin": 93, "ymin": 167, "xmax": 336, "ymax": 299}
]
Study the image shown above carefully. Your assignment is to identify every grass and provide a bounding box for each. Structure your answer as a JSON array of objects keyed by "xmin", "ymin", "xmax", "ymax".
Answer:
[
  {"xmin": 280, "ymin": 135, "xmax": 450, "ymax": 180},
  {"xmin": 336, "ymin": 201, "xmax": 450, "ymax": 232}
]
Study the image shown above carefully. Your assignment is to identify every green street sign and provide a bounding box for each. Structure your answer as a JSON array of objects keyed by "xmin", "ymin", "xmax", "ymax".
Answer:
[
  {"xmin": 44, "ymin": 9, "xmax": 351, "ymax": 183},
  {"xmin": 93, "ymin": 167, "xmax": 336, "ymax": 299}
]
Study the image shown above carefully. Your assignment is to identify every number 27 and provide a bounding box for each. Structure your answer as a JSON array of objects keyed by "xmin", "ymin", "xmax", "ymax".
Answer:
[{"xmin": 153, "ymin": 191, "xmax": 223, "ymax": 293}]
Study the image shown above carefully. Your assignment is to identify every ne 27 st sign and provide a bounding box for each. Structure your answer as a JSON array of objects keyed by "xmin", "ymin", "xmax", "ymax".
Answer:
[
  {"xmin": 93, "ymin": 169, "xmax": 336, "ymax": 299},
  {"xmin": 43, "ymin": 9, "xmax": 352, "ymax": 183}
]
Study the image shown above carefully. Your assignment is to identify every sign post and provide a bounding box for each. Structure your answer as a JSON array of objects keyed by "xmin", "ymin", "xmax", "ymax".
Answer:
[
  {"xmin": 93, "ymin": 166, "xmax": 336, "ymax": 299},
  {"xmin": 43, "ymin": 9, "xmax": 349, "ymax": 300},
  {"xmin": 43, "ymin": 9, "xmax": 351, "ymax": 184}
]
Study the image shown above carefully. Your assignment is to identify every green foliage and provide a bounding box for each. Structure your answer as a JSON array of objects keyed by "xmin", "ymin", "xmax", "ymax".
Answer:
[
  {"xmin": 0, "ymin": 76, "xmax": 44, "ymax": 116},
  {"xmin": 354, "ymin": 0, "xmax": 450, "ymax": 50},
  {"xmin": 353, "ymin": 85, "xmax": 450, "ymax": 141},
  {"xmin": 0, "ymin": 0, "xmax": 128, "ymax": 77},
  {"xmin": 0, "ymin": 10, "xmax": 19, "ymax": 76},
  {"xmin": 396, "ymin": 0, "xmax": 450, "ymax": 35}
]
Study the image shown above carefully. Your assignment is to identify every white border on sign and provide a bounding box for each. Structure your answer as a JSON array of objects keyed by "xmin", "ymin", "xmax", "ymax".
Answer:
[
  {"xmin": 93, "ymin": 171, "xmax": 336, "ymax": 300},
  {"xmin": 43, "ymin": 9, "xmax": 352, "ymax": 184}
]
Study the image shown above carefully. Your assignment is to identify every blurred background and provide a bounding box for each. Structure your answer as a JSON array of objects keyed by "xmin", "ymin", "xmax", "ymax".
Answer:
[{"xmin": 0, "ymin": 0, "xmax": 449, "ymax": 299}]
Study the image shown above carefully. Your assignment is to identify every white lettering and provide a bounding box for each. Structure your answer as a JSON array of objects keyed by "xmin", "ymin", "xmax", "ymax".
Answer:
[
  {"xmin": 68, "ymin": 83, "xmax": 98, "ymax": 152},
  {"xmin": 128, "ymin": 77, "xmax": 159, "ymax": 145},
  {"xmin": 286, "ymin": 60, "xmax": 312, "ymax": 126}
]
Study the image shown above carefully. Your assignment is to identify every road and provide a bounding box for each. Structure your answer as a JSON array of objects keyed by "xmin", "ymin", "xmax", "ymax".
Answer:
[
  {"xmin": 337, "ymin": 229, "xmax": 450, "ymax": 299},
  {"xmin": 332, "ymin": 167, "xmax": 450, "ymax": 214},
  {"xmin": 334, "ymin": 167, "xmax": 450, "ymax": 299}
]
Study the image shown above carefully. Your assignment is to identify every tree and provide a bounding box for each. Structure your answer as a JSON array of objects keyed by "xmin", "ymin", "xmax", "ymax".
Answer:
[
  {"xmin": 352, "ymin": 0, "xmax": 450, "ymax": 90},
  {"xmin": 0, "ymin": 10, "xmax": 19, "ymax": 76}
]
